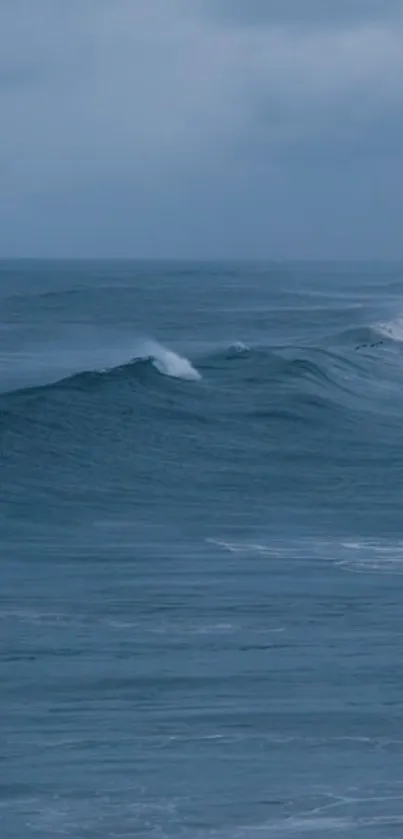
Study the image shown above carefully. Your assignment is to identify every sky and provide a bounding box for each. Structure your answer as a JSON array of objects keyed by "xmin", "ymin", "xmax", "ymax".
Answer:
[{"xmin": 1, "ymin": 0, "xmax": 403, "ymax": 259}]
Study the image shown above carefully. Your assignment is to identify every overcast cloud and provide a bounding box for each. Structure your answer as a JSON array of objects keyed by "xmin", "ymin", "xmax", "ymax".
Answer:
[{"xmin": 1, "ymin": 0, "xmax": 403, "ymax": 258}]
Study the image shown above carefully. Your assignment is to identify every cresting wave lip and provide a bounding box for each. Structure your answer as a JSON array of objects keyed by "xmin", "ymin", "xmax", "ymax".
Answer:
[
  {"xmin": 375, "ymin": 316, "xmax": 403, "ymax": 342},
  {"xmin": 143, "ymin": 340, "xmax": 201, "ymax": 381}
]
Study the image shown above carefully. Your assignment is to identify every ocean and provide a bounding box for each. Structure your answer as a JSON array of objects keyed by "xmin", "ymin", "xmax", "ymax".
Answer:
[{"xmin": 1, "ymin": 260, "xmax": 403, "ymax": 837}]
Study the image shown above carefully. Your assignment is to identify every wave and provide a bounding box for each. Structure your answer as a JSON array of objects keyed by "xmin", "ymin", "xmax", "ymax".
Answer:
[
  {"xmin": 374, "ymin": 316, "xmax": 403, "ymax": 342},
  {"xmin": 0, "ymin": 340, "xmax": 381, "ymax": 407},
  {"xmin": 4, "ymin": 298, "xmax": 403, "ymax": 403},
  {"xmin": 143, "ymin": 340, "xmax": 200, "ymax": 381},
  {"xmin": 204, "ymin": 342, "xmax": 364, "ymax": 389},
  {"xmin": 3, "ymin": 339, "xmax": 354, "ymax": 405},
  {"xmin": 1, "ymin": 328, "xmax": 401, "ymax": 435},
  {"xmin": 332, "ymin": 315, "xmax": 403, "ymax": 349},
  {"xmin": 0, "ymin": 340, "xmax": 201, "ymax": 398}
]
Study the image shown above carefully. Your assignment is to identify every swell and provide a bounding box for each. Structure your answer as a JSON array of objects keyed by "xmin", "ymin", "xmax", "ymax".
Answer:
[
  {"xmin": 0, "ymin": 337, "xmax": 400, "ymax": 428},
  {"xmin": 0, "ymin": 341, "xmax": 367, "ymax": 403},
  {"xmin": 0, "ymin": 342, "xmax": 201, "ymax": 401},
  {"xmin": 2, "ymin": 334, "xmax": 403, "ymax": 529}
]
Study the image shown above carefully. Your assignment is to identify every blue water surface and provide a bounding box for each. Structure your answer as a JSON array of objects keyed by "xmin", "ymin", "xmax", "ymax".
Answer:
[{"xmin": 1, "ymin": 261, "xmax": 403, "ymax": 837}]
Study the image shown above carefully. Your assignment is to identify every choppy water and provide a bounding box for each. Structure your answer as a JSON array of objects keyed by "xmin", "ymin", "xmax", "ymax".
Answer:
[{"xmin": 1, "ymin": 260, "xmax": 403, "ymax": 837}]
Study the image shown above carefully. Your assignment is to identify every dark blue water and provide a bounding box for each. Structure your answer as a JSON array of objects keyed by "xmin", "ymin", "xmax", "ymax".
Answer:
[{"xmin": 1, "ymin": 261, "xmax": 403, "ymax": 837}]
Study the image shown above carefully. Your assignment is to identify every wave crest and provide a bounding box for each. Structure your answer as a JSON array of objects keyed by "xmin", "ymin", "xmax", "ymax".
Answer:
[
  {"xmin": 143, "ymin": 341, "xmax": 201, "ymax": 381},
  {"xmin": 374, "ymin": 316, "xmax": 403, "ymax": 342}
]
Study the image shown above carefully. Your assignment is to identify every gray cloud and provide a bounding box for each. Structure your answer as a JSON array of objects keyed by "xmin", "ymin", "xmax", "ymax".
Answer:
[{"xmin": 1, "ymin": 0, "xmax": 403, "ymax": 257}]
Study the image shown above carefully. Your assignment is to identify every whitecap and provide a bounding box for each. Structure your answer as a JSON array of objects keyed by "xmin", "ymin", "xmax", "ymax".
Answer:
[
  {"xmin": 142, "ymin": 340, "xmax": 201, "ymax": 381},
  {"xmin": 374, "ymin": 316, "xmax": 403, "ymax": 342}
]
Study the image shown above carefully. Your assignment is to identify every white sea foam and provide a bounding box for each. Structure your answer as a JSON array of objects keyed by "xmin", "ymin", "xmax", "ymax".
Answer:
[
  {"xmin": 338, "ymin": 540, "xmax": 403, "ymax": 574},
  {"xmin": 229, "ymin": 341, "xmax": 250, "ymax": 354},
  {"xmin": 206, "ymin": 538, "xmax": 301, "ymax": 559},
  {"xmin": 208, "ymin": 536, "xmax": 403, "ymax": 575},
  {"xmin": 142, "ymin": 340, "xmax": 201, "ymax": 380},
  {"xmin": 374, "ymin": 316, "xmax": 403, "ymax": 342}
]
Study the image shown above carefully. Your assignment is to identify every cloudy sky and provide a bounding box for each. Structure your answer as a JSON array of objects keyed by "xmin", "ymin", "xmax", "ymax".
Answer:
[{"xmin": 1, "ymin": 0, "xmax": 403, "ymax": 258}]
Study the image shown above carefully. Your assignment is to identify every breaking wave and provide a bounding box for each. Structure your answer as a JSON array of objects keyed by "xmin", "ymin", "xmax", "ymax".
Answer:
[
  {"xmin": 374, "ymin": 316, "xmax": 403, "ymax": 342},
  {"xmin": 0, "ymin": 339, "xmax": 201, "ymax": 397},
  {"xmin": 143, "ymin": 340, "xmax": 201, "ymax": 381}
]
